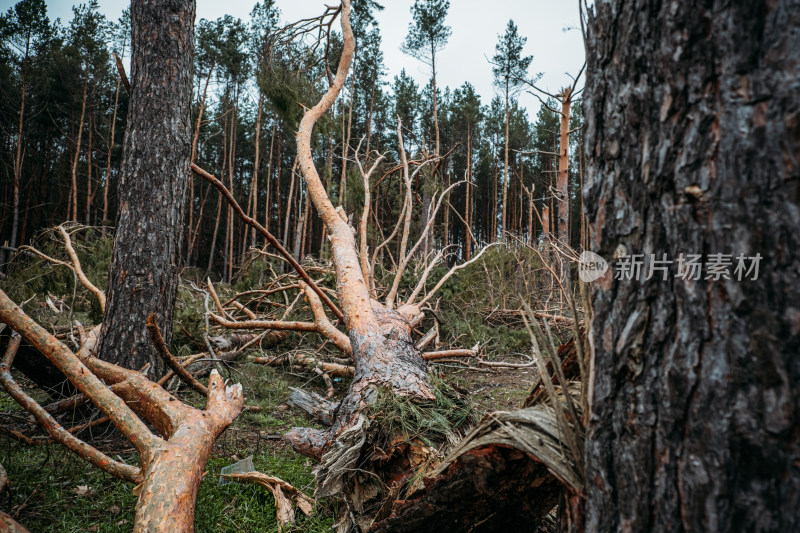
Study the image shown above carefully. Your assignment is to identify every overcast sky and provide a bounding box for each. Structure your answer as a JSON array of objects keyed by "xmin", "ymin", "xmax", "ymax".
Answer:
[{"xmin": 13, "ymin": 0, "xmax": 586, "ymax": 117}]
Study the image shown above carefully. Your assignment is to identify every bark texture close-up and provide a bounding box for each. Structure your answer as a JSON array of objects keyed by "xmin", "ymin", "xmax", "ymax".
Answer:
[
  {"xmin": 583, "ymin": 0, "xmax": 800, "ymax": 531},
  {"xmin": 98, "ymin": 0, "xmax": 196, "ymax": 375}
]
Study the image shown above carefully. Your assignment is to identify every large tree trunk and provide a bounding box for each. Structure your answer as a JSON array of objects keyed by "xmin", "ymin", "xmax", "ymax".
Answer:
[
  {"xmin": 583, "ymin": 1, "xmax": 800, "ymax": 531},
  {"xmin": 98, "ymin": 0, "xmax": 195, "ymax": 376}
]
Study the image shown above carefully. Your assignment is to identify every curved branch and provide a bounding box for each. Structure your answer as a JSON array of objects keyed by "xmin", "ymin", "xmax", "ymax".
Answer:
[
  {"xmin": 0, "ymin": 290, "xmax": 159, "ymax": 454},
  {"xmin": 57, "ymin": 226, "xmax": 106, "ymax": 312},
  {"xmin": 0, "ymin": 334, "xmax": 140, "ymax": 482},
  {"xmin": 191, "ymin": 163, "xmax": 343, "ymax": 322},
  {"xmin": 146, "ymin": 314, "xmax": 208, "ymax": 396},
  {"xmin": 299, "ymin": 282, "xmax": 352, "ymax": 356},
  {"xmin": 295, "ymin": 0, "xmax": 384, "ymax": 339}
]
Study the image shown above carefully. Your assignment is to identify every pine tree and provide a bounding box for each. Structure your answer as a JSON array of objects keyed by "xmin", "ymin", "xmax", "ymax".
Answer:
[{"xmin": 491, "ymin": 19, "xmax": 531, "ymax": 239}]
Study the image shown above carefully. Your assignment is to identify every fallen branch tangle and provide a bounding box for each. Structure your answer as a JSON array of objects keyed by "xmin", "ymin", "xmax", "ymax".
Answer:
[
  {"xmin": 182, "ymin": 9, "xmax": 498, "ymax": 527},
  {"xmin": 0, "ymin": 290, "xmax": 243, "ymax": 533}
]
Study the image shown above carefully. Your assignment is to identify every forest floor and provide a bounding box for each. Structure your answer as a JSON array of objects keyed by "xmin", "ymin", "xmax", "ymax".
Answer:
[
  {"xmin": 0, "ymin": 229, "xmax": 558, "ymax": 531},
  {"xmin": 1, "ymin": 356, "xmax": 536, "ymax": 532}
]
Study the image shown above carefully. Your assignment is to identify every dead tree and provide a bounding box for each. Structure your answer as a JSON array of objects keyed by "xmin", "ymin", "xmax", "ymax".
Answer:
[
  {"xmin": 98, "ymin": 0, "xmax": 195, "ymax": 376},
  {"xmin": 188, "ymin": 2, "xmax": 494, "ymax": 527},
  {"xmin": 0, "ymin": 293, "xmax": 242, "ymax": 532},
  {"xmin": 582, "ymin": 0, "xmax": 800, "ymax": 531},
  {"xmin": 519, "ymin": 66, "xmax": 584, "ymax": 244}
]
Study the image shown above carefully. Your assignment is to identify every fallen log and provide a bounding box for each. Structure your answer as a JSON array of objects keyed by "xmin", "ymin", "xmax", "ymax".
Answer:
[{"xmin": 371, "ymin": 403, "xmax": 583, "ymax": 533}]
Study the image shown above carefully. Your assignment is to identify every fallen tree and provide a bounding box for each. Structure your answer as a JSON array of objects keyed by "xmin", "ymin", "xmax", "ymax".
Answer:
[
  {"xmin": 185, "ymin": 2, "xmax": 492, "ymax": 528},
  {"xmin": 0, "ymin": 281, "xmax": 244, "ymax": 532}
]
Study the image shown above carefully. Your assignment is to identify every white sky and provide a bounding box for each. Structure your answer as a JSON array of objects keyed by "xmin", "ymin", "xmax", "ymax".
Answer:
[{"xmin": 14, "ymin": 0, "xmax": 586, "ymax": 116}]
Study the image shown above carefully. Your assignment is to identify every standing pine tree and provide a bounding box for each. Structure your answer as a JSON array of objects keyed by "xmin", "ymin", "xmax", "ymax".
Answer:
[
  {"xmin": 0, "ymin": 0, "xmax": 51, "ymax": 271},
  {"xmin": 491, "ymin": 19, "xmax": 531, "ymax": 239},
  {"xmin": 402, "ymin": 0, "xmax": 451, "ymax": 255},
  {"xmin": 98, "ymin": 0, "xmax": 195, "ymax": 376}
]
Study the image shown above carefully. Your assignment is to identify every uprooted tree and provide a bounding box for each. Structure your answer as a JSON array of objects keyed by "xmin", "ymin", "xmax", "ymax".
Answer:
[{"xmin": 187, "ymin": 1, "xmax": 494, "ymax": 527}]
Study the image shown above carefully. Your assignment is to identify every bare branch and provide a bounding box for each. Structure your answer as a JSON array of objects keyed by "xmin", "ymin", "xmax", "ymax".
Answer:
[
  {"xmin": 191, "ymin": 163, "xmax": 343, "ymax": 322},
  {"xmin": 0, "ymin": 334, "xmax": 140, "ymax": 483},
  {"xmin": 417, "ymin": 243, "xmax": 502, "ymax": 308}
]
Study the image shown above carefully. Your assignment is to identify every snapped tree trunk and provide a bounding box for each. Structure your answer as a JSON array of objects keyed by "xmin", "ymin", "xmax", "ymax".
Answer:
[
  {"xmin": 557, "ymin": 86, "xmax": 571, "ymax": 244},
  {"xmin": 583, "ymin": 1, "xmax": 800, "ymax": 531},
  {"xmin": 98, "ymin": 0, "xmax": 195, "ymax": 376}
]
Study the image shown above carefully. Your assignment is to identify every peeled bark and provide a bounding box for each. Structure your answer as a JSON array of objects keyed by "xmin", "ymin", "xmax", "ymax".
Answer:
[
  {"xmin": 0, "ymin": 290, "xmax": 242, "ymax": 532},
  {"xmin": 99, "ymin": 0, "xmax": 195, "ymax": 376},
  {"xmin": 583, "ymin": 1, "xmax": 800, "ymax": 531},
  {"xmin": 289, "ymin": 0, "xmax": 434, "ymax": 502}
]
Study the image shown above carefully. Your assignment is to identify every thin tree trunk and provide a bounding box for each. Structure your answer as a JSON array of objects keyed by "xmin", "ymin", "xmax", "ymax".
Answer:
[
  {"xmin": 365, "ymin": 79, "xmax": 376, "ymax": 157},
  {"xmin": 282, "ymin": 159, "xmax": 297, "ymax": 248},
  {"xmin": 275, "ymin": 127, "xmax": 283, "ymax": 238},
  {"xmin": 263, "ymin": 118, "xmax": 276, "ymax": 241},
  {"xmin": 465, "ymin": 122, "xmax": 472, "ymax": 260},
  {"xmin": 102, "ymin": 75, "xmax": 121, "ymax": 223},
  {"xmin": 186, "ymin": 64, "xmax": 214, "ymax": 262},
  {"xmin": 501, "ymin": 81, "xmax": 510, "ymax": 237},
  {"xmin": 9, "ymin": 39, "xmax": 29, "ymax": 252},
  {"xmin": 557, "ymin": 87, "xmax": 571, "ymax": 244},
  {"xmin": 225, "ymin": 95, "xmax": 238, "ymax": 282},
  {"xmin": 431, "ymin": 43, "xmax": 440, "ymax": 158},
  {"xmin": 246, "ymin": 94, "xmax": 263, "ymax": 250},
  {"xmin": 85, "ymin": 112, "xmax": 93, "ymax": 224},
  {"xmin": 70, "ymin": 74, "xmax": 88, "ymax": 223},
  {"xmin": 492, "ymin": 154, "xmax": 498, "ymax": 240},
  {"xmin": 206, "ymin": 193, "xmax": 222, "ymax": 275}
]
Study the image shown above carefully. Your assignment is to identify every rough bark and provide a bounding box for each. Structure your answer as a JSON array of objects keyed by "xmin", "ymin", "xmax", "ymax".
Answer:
[
  {"xmin": 98, "ymin": 0, "xmax": 195, "ymax": 376},
  {"xmin": 583, "ymin": 1, "xmax": 800, "ymax": 531}
]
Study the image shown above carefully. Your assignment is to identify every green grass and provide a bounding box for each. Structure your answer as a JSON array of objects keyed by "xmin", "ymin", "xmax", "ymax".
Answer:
[{"xmin": 2, "ymin": 442, "xmax": 334, "ymax": 532}]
